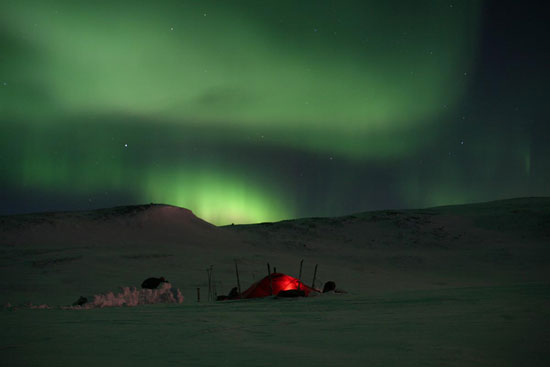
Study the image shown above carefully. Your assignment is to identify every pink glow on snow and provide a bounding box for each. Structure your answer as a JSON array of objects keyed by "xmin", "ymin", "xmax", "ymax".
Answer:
[{"xmin": 69, "ymin": 283, "xmax": 184, "ymax": 309}]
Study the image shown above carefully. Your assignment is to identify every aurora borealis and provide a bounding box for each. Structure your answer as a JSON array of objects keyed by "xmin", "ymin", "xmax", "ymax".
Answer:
[{"xmin": 1, "ymin": 0, "xmax": 549, "ymax": 224}]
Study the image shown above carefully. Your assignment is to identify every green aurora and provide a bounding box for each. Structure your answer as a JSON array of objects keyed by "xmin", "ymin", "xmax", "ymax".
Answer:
[{"xmin": 1, "ymin": 0, "xmax": 548, "ymax": 224}]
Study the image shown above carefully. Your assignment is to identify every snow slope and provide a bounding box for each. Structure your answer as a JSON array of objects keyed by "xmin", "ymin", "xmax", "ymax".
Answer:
[{"xmin": 1, "ymin": 198, "xmax": 549, "ymax": 366}]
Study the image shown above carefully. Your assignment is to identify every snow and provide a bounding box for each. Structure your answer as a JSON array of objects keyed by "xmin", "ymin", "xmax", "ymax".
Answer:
[
  {"xmin": 65, "ymin": 282, "xmax": 184, "ymax": 309},
  {"xmin": 1, "ymin": 198, "xmax": 550, "ymax": 366},
  {"xmin": 3, "ymin": 286, "xmax": 549, "ymax": 366}
]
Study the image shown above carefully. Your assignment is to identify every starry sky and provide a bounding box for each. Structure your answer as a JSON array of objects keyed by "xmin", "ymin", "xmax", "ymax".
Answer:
[{"xmin": 1, "ymin": 0, "xmax": 549, "ymax": 225}]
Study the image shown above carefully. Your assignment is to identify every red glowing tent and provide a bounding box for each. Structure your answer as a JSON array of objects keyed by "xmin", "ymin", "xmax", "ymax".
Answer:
[{"xmin": 240, "ymin": 273, "xmax": 320, "ymax": 298}]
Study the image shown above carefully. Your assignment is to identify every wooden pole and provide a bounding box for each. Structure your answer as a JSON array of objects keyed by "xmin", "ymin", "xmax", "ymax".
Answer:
[
  {"xmin": 206, "ymin": 266, "xmax": 212, "ymax": 302},
  {"xmin": 267, "ymin": 263, "xmax": 273, "ymax": 295},
  {"xmin": 298, "ymin": 259, "xmax": 304, "ymax": 290},
  {"xmin": 312, "ymin": 264, "xmax": 318, "ymax": 289},
  {"xmin": 234, "ymin": 260, "xmax": 241, "ymax": 295},
  {"xmin": 210, "ymin": 267, "xmax": 216, "ymax": 300},
  {"xmin": 197, "ymin": 287, "xmax": 200, "ymax": 302}
]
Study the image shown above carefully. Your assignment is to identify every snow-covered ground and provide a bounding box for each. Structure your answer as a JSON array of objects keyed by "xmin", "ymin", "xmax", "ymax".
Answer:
[{"xmin": 1, "ymin": 198, "xmax": 550, "ymax": 366}]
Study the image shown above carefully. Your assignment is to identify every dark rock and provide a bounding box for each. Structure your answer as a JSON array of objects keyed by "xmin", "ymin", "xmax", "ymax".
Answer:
[
  {"xmin": 141, "ymin": 276, "xmax": 168, "ymax": 289},
  {"xmin": 323, "ymin": 281, "xmax": 336, "ymax": 293},
  {"xmin": 72, "ymin": 296, "xmax": 88, "ymax": 306},
  {"xmin": 228, "ymin": 287, "xmax": 240, "ymax": 299}
]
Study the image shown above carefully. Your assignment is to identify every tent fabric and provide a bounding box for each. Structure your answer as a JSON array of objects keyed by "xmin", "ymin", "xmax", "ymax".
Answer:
[{"xmin": 240, "ymin": 273, "xmax": 319, "ymax": 298}]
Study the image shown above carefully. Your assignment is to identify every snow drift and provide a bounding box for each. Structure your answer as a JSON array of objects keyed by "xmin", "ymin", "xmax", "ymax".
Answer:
[
  {"xmin": 70, "ymin": 282, "xmax": 184, "ymax": 309},
  {"xmin": 4, "ymin": 283, "xmax": 184, "ymax": 310}
]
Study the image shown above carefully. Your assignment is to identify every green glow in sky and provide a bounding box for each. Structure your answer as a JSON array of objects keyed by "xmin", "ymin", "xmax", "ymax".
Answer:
[
  {"xmin": 3, "ymin": 1, "xmax": 478, "ymax": 131},
  {"xmin": 143, "ymin": 168, "xmax": 292, "ymax": 225},
  {"xmin": 2, "ymin": 1, "xmax": 480, "ymax": 140},
  {"xmin": 9, "ymin": 1, "xmax": 535, "ymax": 225}
]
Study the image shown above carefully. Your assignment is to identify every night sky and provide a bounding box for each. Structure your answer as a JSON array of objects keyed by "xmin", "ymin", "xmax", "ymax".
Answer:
[{"xmin": 1, "ymin": 0, "xmax": 549, "ymax": 225}]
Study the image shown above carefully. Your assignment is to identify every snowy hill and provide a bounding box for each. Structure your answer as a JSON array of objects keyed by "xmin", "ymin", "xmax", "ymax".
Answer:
[
  {"xmin": 0, "ymin": 204, "xmax": 217, "ymax": 246},
  {"xmin": 228, "ymin": 197, "xmax": 550, "ymax": 290},
  {"xmin": 1, "ymin": 198, "xmax": 550, "ymax": 366},
  {"xmin": 0, "ymin": 204, "xmax": 241, "ymax": 305},
  {"xmin": 1, "ymin": 198, "xmax": 549, "ymax": 305}
]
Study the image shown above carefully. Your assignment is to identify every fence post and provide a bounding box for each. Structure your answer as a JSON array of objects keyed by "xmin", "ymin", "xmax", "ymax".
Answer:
[
  {"xmin": 267, "ymin": 263, "xmax": 273, "ymax": 295},
  {"xmin": 312, "ymin": 264, "xmax": 318, "ymax": 289},
  {"xmin": 234, "ymin": 260, "xmax": 241, "ymax": 295}
]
